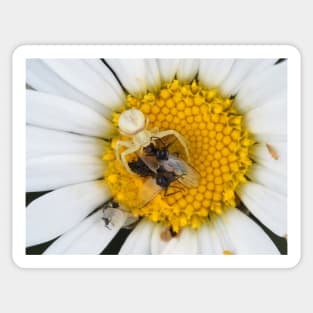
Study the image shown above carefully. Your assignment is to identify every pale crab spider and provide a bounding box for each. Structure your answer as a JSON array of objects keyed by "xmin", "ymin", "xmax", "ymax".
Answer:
[{"xmin": 115, "ymin": 108, "xmax": 190, "ymax": 174}]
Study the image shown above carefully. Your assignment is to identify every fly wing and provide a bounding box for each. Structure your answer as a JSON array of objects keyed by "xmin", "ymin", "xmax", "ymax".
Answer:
[
  {"xmin": 161, "ymin": 155, "xmax": 200, "ymax": 188},
  {"xmin": 136, "ymin": 177, "xmax": 163, "ymax": 208},
  {"xmin": 152, "ymin": 134, "xmax": 177, "ymax": 148},
  {"xmin": 137, "ymin": 151, "xmax": 159, "ymax": 173},
  {"xmin": 177, "ymin": 162, "xmax": 200, "ymax": 188}
]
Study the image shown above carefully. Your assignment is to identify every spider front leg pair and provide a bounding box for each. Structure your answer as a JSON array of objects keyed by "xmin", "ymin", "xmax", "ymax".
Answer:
[
  {"xmin": 153, "ymin": 130, "xmax": 190, "ymax": 161},
  {"xmin": 115, "ymin": 130, "xmax": 190, "ymax": 174},
  {"xmin": 115, "ymin": 140, "xmax": 140, "ymax": 174}
]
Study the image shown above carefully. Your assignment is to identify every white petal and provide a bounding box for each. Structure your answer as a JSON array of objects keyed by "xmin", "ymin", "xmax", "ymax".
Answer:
[
  {"xmin": 222, "ymin": 208, "xmax": 280, "ymax": 254},
  {"xmin": 44, "ymin": 211, "xmax": 102, "ymax": 254},
  {"xmin": 245, "ymin": 95, "xmax": 287, "ymax": 138},
  {"xmin": 249, "ymin": 142, "xmax": 287, "ymax": 176},
  {"xmin": 157, "ymin": 59, "xmax": 180, "ymax": 83},
  {"xmin": 197, "ymin": 222, "xmax": 223, "ymax": 254},
  {"xmin": 123, "ymin": 214, "xmax": 139, "ymax": 228},
  {"xmin": 246, "ymin": 59, "xmax": 278, "ymax": 75},
  {"xmin": 237, "ymin": 182, "xmax": 287, "ymax": 237},
  {"xmin": 43, "ymin": 59, "xmax": 124, "ymax": 111},
  {"xmin": 27, "ymin": 90, "xmax": 115, "ymax": 138},
  {"xmin": 159, "ymin": 237, "xmax": 179, "ymax": 254},
  {"xmin": 161, "ymin": 227, "xmax": 198, "ymax": 254},
  {"xmin": 84, "ymin": 59, "xmax": 125, "ymax": 97},
  {"xmin": 26, "ymin": 155, "xmax": 105, "ymax": 192},
  {"xmin": 253, "ymin": 133, "xmax": 287, "ymax": 143},
  {"xmin": 44, "ymin": 209, "xmax": 127, "ymax": 254},
  {"xmin": 26, "ymin": 59, "xmax": 112, "ymax": 118},
  {"xmin": 106, "ymin": 59, "xmax": 146, "ymax": 96},
  {"xmin": 198, "ymin": 59, "xmax": 234, "ymax": 89},
  {"xmin": 119, "ymin": 219, "xmax": 154, "ymax": 255},
  {"xmin": 27, "ymin": 125, "xmax": 108, "ymax": 159},
  {"xmin": 106, "ymin": 59, "xmax": 160, "ymax": 97},
  {"xmin": 220, "ymin": 59, "xmax": 275, "ymax": 96},
  {"xmin": 26, "ymin": 181, "xmax": 111, "ymax": 246},
  {"xmin": 247, "ymin": 164, "xmax": 287, "ymax": 195},
  {"xmin": 236, "ymin": 61, "xmax": 287, "ymax": 112},
  {"xmin": 144, "ymin": 59, "xmax": 161, "ymax": 92},
  {"xmin": 176, "ymin": 59, "xmax": 199, "ymax": 83},
  {"xmin": 211, "ymin": 215, "xmax": 236, "ymax": 253},
  {"xmin": 150, "ymin": 223, "xmax": 169, "ymax": 254}
]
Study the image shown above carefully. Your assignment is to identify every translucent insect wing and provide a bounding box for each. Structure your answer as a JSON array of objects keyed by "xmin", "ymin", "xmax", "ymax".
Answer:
[
  {"xmin": 161, "ymin": 155, "xmax": 185, "ymax": 174},
  {"xmin": 102, "ymin": 207, "xmax": 115, "ymax": 221},
  {"xmin": 153, "ymin": 134, "xmax": 177, "ymax": 148},
  {"xmin": 136, "ymin": 177, "xmax": 163, "ymax": 208},
  {"xmin": 138, "ymin": 152, "xmax": 160, "ymax": 173},
  {"xmin": 162, "ymin": 155, "xmax": 200, "ymax": 188},
  {"xmin": 177, "ymin": 162, "xmax": 200, "ymax": 188},
  {"xmin": 103, "ymin": 206, "xmax": 128, "ymax": 226}
]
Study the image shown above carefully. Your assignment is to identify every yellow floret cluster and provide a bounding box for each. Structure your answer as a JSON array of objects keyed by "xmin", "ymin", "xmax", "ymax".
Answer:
[{"xmin": 104, "ymin": 80, "xmax": 254, "ymax": 233}]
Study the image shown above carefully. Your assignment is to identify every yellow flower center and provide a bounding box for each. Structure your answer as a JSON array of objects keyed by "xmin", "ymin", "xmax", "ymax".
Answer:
[{"xmin": 103, "ymin": 80, "xmax": 254, "ymax": 233}]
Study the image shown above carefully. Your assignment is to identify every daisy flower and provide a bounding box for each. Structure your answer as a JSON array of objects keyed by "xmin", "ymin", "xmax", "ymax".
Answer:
[{"xmin": 26, "ymin": 58, "xmax": 286, "ymax": 255}]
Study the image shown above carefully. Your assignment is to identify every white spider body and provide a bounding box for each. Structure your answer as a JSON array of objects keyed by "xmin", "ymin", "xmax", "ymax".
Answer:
[
  {"xmin": 133, "ymin": 130, "xmax": 152, "ymax": 147},
  {"xmin": 115, "ymin": 108, "xmax": 190, "ymax": 174}
]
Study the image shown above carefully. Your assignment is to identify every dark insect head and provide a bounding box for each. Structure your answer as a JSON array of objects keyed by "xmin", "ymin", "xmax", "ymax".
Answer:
[
  {"xmin": 156, "ymin": 167, "xmax": 178, "ymax": 188},
  {"xmin": 155, "ymin": 148, "xmax": 169, "ymax": 160}
]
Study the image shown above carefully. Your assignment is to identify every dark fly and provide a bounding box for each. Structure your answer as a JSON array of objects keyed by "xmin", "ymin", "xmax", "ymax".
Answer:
[
  {"xmin": 129, "ymin": 136, "xmax": 199, "ymax": 208},
  {"xmin": 128, "ymin": 158, "xmax": 185, "ymax": 208},
  {"xmin": 128, "ymin": 159, "xmax": 182, "ymax": 195},
  {"xmin": 141, "ymin": 137, "xmax": 200, "ymax": 189}
]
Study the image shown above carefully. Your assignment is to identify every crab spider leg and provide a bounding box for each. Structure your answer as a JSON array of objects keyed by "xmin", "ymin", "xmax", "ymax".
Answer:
[
  {"xmin": 150, "ymin": 136, "xmax": 166, "ymax": 147},
  {"xmin": 149, "ymin": 126, "xmax": 159, "ymax": 133},
  {"xmin": 153, "ymin": 130, "xmax": 190, "ymax": 161},
  {"xmin": 145, "ymin": 116, "xmax": 150, "ymax": 129},
  {"xmin": 115, "ymin": 140, "xmax": 133, "ymax": 162},
  {"xmin": 121, "ymin": 144, "xmax": 141, "ymax": 174}
]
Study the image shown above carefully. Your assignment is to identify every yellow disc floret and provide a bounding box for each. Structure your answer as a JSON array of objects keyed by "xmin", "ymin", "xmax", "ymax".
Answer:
[{"xmin": 104, "ymin": 80, "xmax": 254, "ymax": 233}]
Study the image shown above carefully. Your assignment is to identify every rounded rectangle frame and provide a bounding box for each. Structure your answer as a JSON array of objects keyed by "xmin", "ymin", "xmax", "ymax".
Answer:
[{"xmin": 12, "ymin": 45, "xmax": 301, "ymax": 268}]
